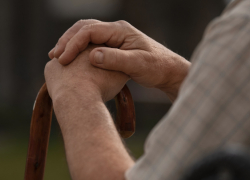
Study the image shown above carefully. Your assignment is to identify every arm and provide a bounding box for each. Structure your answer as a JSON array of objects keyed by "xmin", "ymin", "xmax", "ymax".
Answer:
[
  {"xmin": 48, "ymin": 20, "xmax": 191, "ymax": 102},
  {"xmin": 126, "ymin": 4, "xmax": 250, "ymax": 180},
  {"xmin": 54, "ymin": 87, "xmax": 134, "ymax": 180},
  {"xmin": 45, "ymin": 45, "xmax": 134, "ymax": 180}
]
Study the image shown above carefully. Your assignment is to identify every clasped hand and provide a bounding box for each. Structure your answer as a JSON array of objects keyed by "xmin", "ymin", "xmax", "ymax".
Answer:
[
  {"xmin": 45, "ymin": 44, "xmax": 129, "ymax": 103},
  {"xmin": 46, "ymin": 19, "xmax": 190, "ymax": 102}
]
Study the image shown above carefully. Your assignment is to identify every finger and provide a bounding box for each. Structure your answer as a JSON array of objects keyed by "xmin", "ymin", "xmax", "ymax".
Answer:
[
  {"xmin": 48, "ymin": 47, "xmax": 55, "ymax": 59},
  {"xmin": 53, "ymin": 19, "xmax": 101, "ymax": 59},
  {"xmin": 58, "ymin": 20, "xmax": 135, "ymax": 65},
  {"xmin": 89, "ymin": 47, "xmax": 143, "ymax": 76}
]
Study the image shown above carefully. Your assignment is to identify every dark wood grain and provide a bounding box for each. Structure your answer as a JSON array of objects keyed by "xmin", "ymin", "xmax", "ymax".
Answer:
[
  {"xmin": 24, "ymin": 84, "xmax": 53, "ymax": 180},
  {"xmin": 25, "ymin": 83, "xmax": 135, "ymax": 179},
  {"xmin": 115, "ymin": 85, "xmax": 136, "ymax": 138}
]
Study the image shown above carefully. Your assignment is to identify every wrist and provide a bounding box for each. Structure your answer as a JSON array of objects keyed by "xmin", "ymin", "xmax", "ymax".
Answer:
[
  {"xmin": 52, "ymin": 83, "xmax": 104, "ymax": 128},
  {"xmin": 52, "ymin": 81, "xmax": 102, "ymax": 104},
  {"xmin": 157, "ymin": 54, "xmax": 191, "ymax": 102}
]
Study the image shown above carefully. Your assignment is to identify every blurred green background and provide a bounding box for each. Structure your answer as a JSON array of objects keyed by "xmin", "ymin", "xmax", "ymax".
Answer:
[
  {"xmin": 0, "ymin": 102, "xmax": 170, "ymax": 179},
  {"xmin": 0, "ymin": 0, "xmax": 227, "ymax": 179}
]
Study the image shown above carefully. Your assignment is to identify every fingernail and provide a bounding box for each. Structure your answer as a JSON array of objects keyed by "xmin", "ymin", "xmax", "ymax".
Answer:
[{"xmin": 94, "ymin": 51, "xmax": 104, "ymax": 64}]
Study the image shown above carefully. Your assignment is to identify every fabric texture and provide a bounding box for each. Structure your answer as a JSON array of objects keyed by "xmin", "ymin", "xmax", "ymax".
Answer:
[{"xmin": 125, "ymin": 0, "xmax": 250, "ymax": 180}]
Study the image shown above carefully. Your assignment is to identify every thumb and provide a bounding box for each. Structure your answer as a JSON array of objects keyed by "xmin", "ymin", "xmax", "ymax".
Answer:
[{"xmin": 89, "ymin": 47, "xmax": 141, "ymax": 76}]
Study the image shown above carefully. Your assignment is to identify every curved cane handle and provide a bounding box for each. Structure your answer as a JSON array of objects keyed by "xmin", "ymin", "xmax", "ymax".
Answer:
[
  {"xmin": 24, "ymin": 84, "xmax": 52, "ymax": 180},
  {"xmin": 24, "ymin": 83, "xmax": 135, "ymax": 180}
]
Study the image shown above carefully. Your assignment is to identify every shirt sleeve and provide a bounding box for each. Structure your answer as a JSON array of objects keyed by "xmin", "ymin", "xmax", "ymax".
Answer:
[{"xmin": 125, "ymin": 1, "xmax": 250, "ymax": 180}]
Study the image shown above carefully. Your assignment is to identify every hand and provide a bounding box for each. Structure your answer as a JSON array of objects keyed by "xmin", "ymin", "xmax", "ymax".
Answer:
[
  {"xmin": 49, "ymin": 19, "xmax": 191, "ymax": 101},
  {"xmin": 45, "ymin": 44, "xmax": 129, "ymax": 103},
  {"xmin": 46, "ymin": 44, "xmax": 134, "ymax": 180}
]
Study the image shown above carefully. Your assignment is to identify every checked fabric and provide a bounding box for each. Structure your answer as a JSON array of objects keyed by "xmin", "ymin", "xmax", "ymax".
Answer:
[{"xmin": 126, "ymin": 0, "xmax": 250, "ymax": 179}]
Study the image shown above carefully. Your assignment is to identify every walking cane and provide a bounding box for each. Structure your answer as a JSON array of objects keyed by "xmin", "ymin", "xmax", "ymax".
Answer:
[{"xmin": 24, "ymin": 83, "xmax": 135, "ymax": 180}]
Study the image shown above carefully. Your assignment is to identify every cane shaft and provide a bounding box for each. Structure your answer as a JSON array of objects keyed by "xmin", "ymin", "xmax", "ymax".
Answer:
[{"xmin": 25, "ymin": 83, "xmax": 135, "ymax": 180}]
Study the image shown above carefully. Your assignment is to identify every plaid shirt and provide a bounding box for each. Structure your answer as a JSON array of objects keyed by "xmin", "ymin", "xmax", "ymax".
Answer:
[{"xmin": 126, "ymin": 0, "xmax": 250, "ymax": 179}]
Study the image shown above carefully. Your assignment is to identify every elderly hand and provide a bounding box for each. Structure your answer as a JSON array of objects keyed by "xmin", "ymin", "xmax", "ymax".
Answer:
[
  {"xmin": 45, "ymin": 44, "xmax": 129, "ymax": 103},
  {"xmin": 46, "ymin": 44, "xmax": 134, "ymax": 180},
  {"xmin": 49, "ymin": 20, "xmax": 190, "ymax": 101}
]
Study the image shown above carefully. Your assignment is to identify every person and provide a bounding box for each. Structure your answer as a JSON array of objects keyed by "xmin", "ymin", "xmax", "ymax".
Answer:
[{"xmin": 45, "ymin": 0, "xmax": 250, "ymax": 179}]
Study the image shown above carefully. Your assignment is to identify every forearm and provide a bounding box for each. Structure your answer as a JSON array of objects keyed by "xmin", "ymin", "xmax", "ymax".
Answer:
[{"xmin": 53, "ymin": 87, "xmax": 134, "ymax": 180}]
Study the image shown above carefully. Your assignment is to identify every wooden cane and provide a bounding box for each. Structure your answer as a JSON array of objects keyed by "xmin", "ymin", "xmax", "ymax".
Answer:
[{"xmin": 24, "ymin": 83, "xmax": 135, "ymax": 180}]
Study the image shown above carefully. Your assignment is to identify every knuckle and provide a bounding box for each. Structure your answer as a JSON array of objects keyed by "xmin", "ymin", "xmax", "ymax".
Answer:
[
  {"xmin": 80, "ymin": 23, "xmax": 95, "ymax": 35},
  {"xmin": 45, "ymin": 60, "xmax": 51, "ymax": 68},
  {"xmin": 116, "ymin": 20, "xmax": 130, "ymax": 27},
  {"xmin": 80, "ymin": 23, "xmax": 92, "ymax": 31},
  {"xmin": 87, "ymin": 23, "xmax": 95, "ymax": 30},
  {"xmin": 77, "ymin": 19, "xmax": 90, "ymax": 26},
  {"xmin": 85, "ymin": 19, "xmax": 100, "ymax": 23},
  {"xmin": 77, "ymin": 19, "xmax": 100, "ymax": 26},
  {"xmin": 115, "ymin": 20, "xmax": 134, "ymax": 36},
  {"xmin": 77, "ymin": 19, "xmax": 84, "ymax": 25},
  {"xmin": 45, "ymin": 60, "xmax": 53, "ymax": 68},
  {"xmin": 45, "ymin": 59, "xmax": 56, "ymax": 72},
  {"xmin": 116, "ymin": 20, "xmax": 127, "ymax": 25},
  {"xmin": 44, "ymin": 61, "xmax": 52, "ymax": 75}
]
